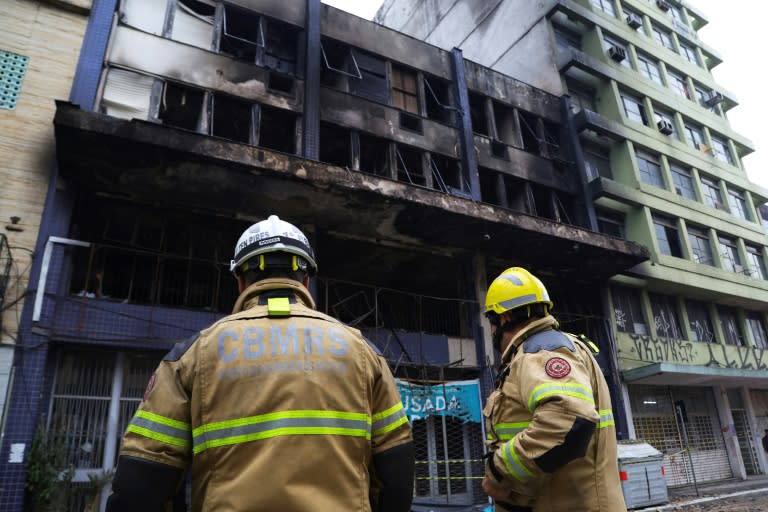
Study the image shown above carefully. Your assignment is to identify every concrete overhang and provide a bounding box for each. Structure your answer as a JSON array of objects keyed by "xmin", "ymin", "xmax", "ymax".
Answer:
[
  {"xmin": 53, "ymin": 101, "xmax": 649, "ymax": 284},
  {"xmin": 623, "ymin": 362, "xmax": 768, "ymax": 389}
]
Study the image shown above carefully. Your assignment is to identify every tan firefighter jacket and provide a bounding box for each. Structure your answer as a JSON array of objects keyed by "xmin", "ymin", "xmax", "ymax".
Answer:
[
  {"xmin": 120, "ymin": 278, "xmax": 412, "ymax": 511},
  {"xmin": 483, "ymin": 315, "xmax": 627, "ymax": 512}
]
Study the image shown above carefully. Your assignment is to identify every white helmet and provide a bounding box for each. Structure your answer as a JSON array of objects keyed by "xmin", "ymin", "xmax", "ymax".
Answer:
[{"xmin": 230, "ymin": 215, "xmax": 317, "ymax": 275}]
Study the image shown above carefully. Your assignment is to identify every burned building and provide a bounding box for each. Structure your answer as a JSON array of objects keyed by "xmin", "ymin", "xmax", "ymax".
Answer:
[{"xmin": 0, "ymin": 0, "xmax": 647, "ymax": 510}]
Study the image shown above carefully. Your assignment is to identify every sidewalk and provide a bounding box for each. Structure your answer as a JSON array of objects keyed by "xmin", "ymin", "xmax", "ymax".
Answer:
[{"xmin": 634, "ymin": 475, "xmax": 768, "ymax": 511}]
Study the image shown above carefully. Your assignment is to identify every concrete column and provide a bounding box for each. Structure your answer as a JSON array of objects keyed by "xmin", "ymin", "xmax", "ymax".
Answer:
[{"xmin": 713, "ymin": 385, "xmax": 746, "ymax": 480}]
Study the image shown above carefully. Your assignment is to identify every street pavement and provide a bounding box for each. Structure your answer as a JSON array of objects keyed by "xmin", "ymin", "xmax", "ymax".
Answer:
[{"xmin": 635, "ymin": 475, "xmax": 768, "ymax": 511}]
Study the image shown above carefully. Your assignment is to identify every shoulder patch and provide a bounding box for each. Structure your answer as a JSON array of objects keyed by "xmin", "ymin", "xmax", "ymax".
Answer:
[
  {"xmin": 163, "ymin": 333, "xmax": 200, "ymax": 362},
  {"xmin": 545, "ymin": 357, "xmax": 571, "ymax": 378},
  {"xmin": 523, "ymin": 330, "xmax": 575, "ymax": 354}
]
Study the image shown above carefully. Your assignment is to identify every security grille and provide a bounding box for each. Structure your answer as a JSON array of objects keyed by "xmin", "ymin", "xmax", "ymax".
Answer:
[
  {"xmin": 732, "ymin": 409, "xmax": 760, "ymax": 475},
  {"xmin": 412, "ymin": 415, "xmax": 485, "ymax": 506},
  {"xmin": 46, "ymin": 349, "xmax": 160, "ymax": 508},
  {"xmin": 630, "ymin": 385, "xmax": 732, "ymax": 487}
]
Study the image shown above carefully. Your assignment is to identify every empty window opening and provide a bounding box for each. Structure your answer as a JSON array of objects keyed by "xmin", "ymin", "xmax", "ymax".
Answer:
[
  {"xmin": 430, "ymin": 154, "xmax": 462, "ymax": 193},
  {"xmin": 258, "ymin": 105, "xmax": 296, "ymax": 154},
  {"xmin": 391, "ymin": 65, "xmax": 419, "ymax": 114},
  {"xmin": 268, "ymin": 72, "xmax": 294, "ymax": 94},
  {"xmin": 424, "ymin": 76, "xmax": 453, "ymax": 124},
  {"xmin": 479, "ymin": 167, "xmax": 504, "ymax": 206},
  {"xmin": 491, "ymin": 140, "xmax": 508, "ymax": 160},
  {"xmin": 319, "ymin": 122, "xmax": 351, "ymax": 168},
  {"xmin": 468, "ymin": 92, "xmax": 489, "ymax": 136},
  {"xmin": 396, "ymin": 145, "xmax": 426, "ymax": 186},
  {"xmin": 263, "ymin": 20, "xmax": 300, "ymax": 75},
  {"xmin": 530, "ymin": 184, "xmax": 557, "ymax": 220},
  {"xmin": 159, "ymin": 82, "xmax": 204, "ymax": 132},
  {"xmin": 542, "ymin": 121, "xmax": 563, "ymax": 161},
  {"xmin": 220, "ymin": 5, "xmax": 262, "ymax": 62},
  {"xmin": 399, "ymin": 111, "xmax": 423, "ymax": 133},
  {"xmin": 518, "ymin": 111, "xmax": 541, "ymax": 154},
  {"xmin": 212, "ymin": 93, "xmax": 252, "ymax": 144},
  {"xmin": 505, "ymin": 176, "xmax": 529, "ymax": 213},
  {"xmin": 348, "ymin": 50, "xmax": 388, "ymax": 104},
  {"xmin": 493, "ymin": 102, "xmax": 517, "ymax": 145},
  {"xmin": 359, "ymin": 133, "xmax": 390, "ymax": 177}
]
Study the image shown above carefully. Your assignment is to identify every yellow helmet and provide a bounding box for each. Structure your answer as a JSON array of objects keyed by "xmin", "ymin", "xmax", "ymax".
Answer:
[{"xmin": 484, "ymin": 267, "xmax": 553, "ymax": 316}]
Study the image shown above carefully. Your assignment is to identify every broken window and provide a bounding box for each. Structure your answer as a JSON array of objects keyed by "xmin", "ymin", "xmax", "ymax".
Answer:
[
  {"xmin": 258, "ymin": 104, "xmax": 296, "ymax": 154},
  {"xmin": 391, "ymin": 65, "xmax": 419, "ymax": 114},
  {"xmin": 172, "ymin": 0, "xmax": 216, "ymax": 48},
  {"xmin": 478, "ymin": 167, "xmax": 506, "ymax": 207},
  {"xmin": 320, "ymin": 37, "xmax": 362, "ymax": 88},
  {"xmin": 468, "ymin": 92, "xmax": 489, "ymax": 136},
  {"xmin": 319, "ymin": 121, "xmax": 351, "ymax": 168},
  {"xmin": 68, "ymin": 198, "xmax": 241, "ymax": 312},
  {"xmin": 348, "ymin": 50, "xmax": 388, "ymax": 104},
  {"xmin": 359, "ymin": 133, "xmax": 391, "ymax": 177},
  {"xmin": 517, "ymin": 110, "xmax": 541, "ymax": 154},
  {"xmin": 396, "ymin": 145, "xmax": 426, "ymax": 187},
  {"xmin": 211, "ymin": 93, "xmax": 253, "ymax": 144},
  {"xmin": 220, "ymin": 4, "xmax": 262, "ymax": 62},
  {"xmin": 424, "ymin": 76, "xmax": 453, "ymax": 124},
  {"xmin": 505, "ymin": 175, "xmax": 529, "ymax": 212},
  {"xmin": 529, "ymin": 184, "xmax": 556, "ymax": 220},
  {"xmin": 541, "ymin": 121, "xmax": 563, "ymax": 161},
  {"xmin": 492, "ymin": 101, "xmax": 517, "ymax": 146},
  {"xmin": 430, "ymin": 154, "xmax": 462, "ymax": 194},
  {"xmin": 262, "ymin": 19, "xmax": 300, "ymax": 75},
  {"xmin": 159, "ymin": 81, "xmax": 205, "ymax": 132},
  {"xmin": 268, "ymin": 72, "xmax": 294, "ymax": 94}
]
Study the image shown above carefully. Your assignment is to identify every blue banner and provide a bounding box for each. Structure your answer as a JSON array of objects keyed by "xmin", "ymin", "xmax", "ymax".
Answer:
[{"xmin": 396, "ymin": 379, "xmax": 482, "ymax": 423}]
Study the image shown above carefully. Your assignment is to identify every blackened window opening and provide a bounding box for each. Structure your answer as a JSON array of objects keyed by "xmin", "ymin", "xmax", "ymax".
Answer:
[
  {"xmin": 493, "ymin": 102, "xmax": 516, "ymax": 146},
  {"xmin": 319, "ymin": 121, "xmax": 351, "ymax": 168},
  {"xmin": 263, "ymin": 20, "xmax": 300, "ymax": 75},
  {"xmin": 431, "ymin": 154, "xmax": 462, "ymax": 192},
  {"xmin": 212, "ymin": 93, "xmax": 252, "ymax": 144},
  {"xmin": 518, "ymin": 111, "xmax": 541, "ymax": 154},
  {"xmin": 220, "ymin": 5, "xmax": 261, "ymax": 62},
  {"xmin": 348, "ymin": 50, "xmax": 388, "ymax": 104},
  {"xmin": 268, "ymin": 73, "xmax": 294, "ymax": 94},
  {"xmin": 258, "ymin": 105, "xmax": 296, "ymax": 154},
  {"xmin": 424, "ymin": 76, "xmax": 453, "ymax": 125},
  {"xmin": 396, "ymin": 145, "xmax": 425, "ymax": 186},
  {"xmin": 359, "ymin": 134, "xmax": 390, "ymax": 177},
  {"xmin": 468, "ymin": 92, "xmax": 488, "ymax": 136},
  {"xmin": 159, "ymin": 82, "xmax": 204, "ymax": 132}
]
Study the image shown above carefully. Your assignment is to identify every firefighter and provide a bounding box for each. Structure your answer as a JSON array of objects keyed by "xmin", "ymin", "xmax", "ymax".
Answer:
[
  {"xmin": 481, "ymin": 267, "xmax": 626, "ymax": 512},
  {"xmin": 107, "ymin": 215, "xmax": 414, "ymax": 512}
]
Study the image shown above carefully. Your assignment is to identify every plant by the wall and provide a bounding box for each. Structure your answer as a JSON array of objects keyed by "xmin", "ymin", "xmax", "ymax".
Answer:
[{"xmin": 25, "ymin": 423, "xmax": 74, "ymax": 512}]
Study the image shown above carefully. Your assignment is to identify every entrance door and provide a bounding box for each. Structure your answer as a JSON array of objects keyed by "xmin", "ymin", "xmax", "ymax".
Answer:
[{"xmin": 732, "ymin": 409, "xmax": 760, "ymax": 475}]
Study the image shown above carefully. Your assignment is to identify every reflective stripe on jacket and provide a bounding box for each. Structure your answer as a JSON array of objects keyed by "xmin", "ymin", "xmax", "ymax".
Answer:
[
  {"xmin": 120, "ymin": 278, "xmax": 411, "ymax": 511},
  {"xmin": 483, "ymin": 315, "xmax": 627, "ymax": 512}
]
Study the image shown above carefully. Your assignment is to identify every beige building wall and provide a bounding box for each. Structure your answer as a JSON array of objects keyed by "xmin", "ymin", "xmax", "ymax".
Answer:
[{"xmin": 0, "ymin": 0, "xmax": 89, "ymax": 420}]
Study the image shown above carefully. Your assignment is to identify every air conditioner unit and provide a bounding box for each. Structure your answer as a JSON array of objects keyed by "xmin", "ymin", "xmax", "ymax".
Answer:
[
  {"xmin": 626, "ymin": 13, "xmax": 642, "ymax": 29},
  {"xmin": 657, "ymin": 119, "xmax": 674, "ymax": 135},
  {"xmin": 704, "ymin": 90, "xmax": 724, "ymax": 107},
  {"xmin": 657, "ymin": 0, "xmax": 671, "ymax": 12},
  {"xmin": 608, "ymin": 46, "xmax": 627, "ymax": 62}
]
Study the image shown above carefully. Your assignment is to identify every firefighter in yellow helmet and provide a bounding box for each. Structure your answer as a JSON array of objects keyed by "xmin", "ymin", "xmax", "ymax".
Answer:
[
  {"xmin": 481, "ymin": 267, "xmax": 626, "ymax": 512},
  {"xmin": 107, "ymin": 215, "xmax": 414, "ymax": 512}
]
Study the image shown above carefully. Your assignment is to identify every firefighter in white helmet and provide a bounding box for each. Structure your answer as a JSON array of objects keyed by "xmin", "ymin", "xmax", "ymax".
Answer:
[
  {"xmin": 107, "ymin": 215, "xmax": 414, "ymax": 512},
  {"xmin": 481, "ymin": 267, "xmax": 626, "ymax": 512}
]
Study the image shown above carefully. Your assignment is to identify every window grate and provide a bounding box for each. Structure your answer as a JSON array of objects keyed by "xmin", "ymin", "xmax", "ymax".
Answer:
[{"xmin": 0, "ymin": 50, "xmax": 29, "ymax": 110}]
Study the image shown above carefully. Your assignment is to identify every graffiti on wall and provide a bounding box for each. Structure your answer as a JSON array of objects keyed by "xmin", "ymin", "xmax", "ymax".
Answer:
[{"xmin": 622, "ymin": 334, "xmax": 768, "ymax": 371}]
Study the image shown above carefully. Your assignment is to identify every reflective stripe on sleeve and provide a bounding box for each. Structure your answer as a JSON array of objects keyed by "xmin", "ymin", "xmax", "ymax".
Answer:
[
  {"xmin": 598, "ymin": 408, "xmax": 615, "ymax": 428},
  {"xmin": 127, "ymin": 410, "xmax": 191, "ymax": 448},
  {"xmin": 372, "ymin": 402, "xmax": 408, "ymax": 436},
  {"xmin": 192, "ymin": 410, "xmax": 371, "ymax": 454},
  {"xmin": 493, "ymin": 421, "xmax": 530, "ymax": 441},
  {"xmin": 527, "ymin": 382, "xmax": 595, "ymax": 411},
  {"xmin": 500, "ymin": 437, "xmax": 534, "ymax": 483}
]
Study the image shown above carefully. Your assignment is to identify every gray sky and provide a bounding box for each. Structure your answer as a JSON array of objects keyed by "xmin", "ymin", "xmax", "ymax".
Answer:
[{"xmin": 321, "ymin": 0, "xmax": 768, "ymax": 191}]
